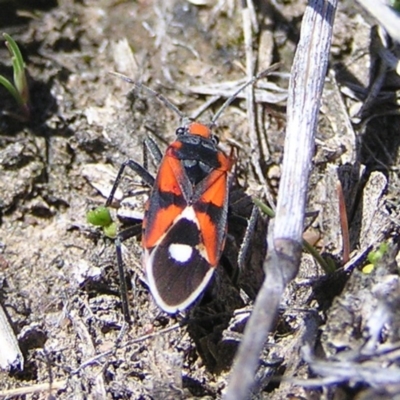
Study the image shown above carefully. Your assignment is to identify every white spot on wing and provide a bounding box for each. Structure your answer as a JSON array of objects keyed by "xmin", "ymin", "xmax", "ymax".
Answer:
[
  {"xmin": 145, "ymin": 247, "xmax": 216, "ymax": 314},
  {"xmin": 168, "ymin": 243, "xmax": 193, "ymax": 263},
  {"xmin": 179, "ymin": 206, "xmax": 197, "ymax": 223}
]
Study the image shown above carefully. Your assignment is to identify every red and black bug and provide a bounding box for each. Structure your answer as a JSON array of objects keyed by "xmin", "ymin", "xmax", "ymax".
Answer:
[
  {"xmin": 105, "ymin": 70, "xmax": 271, "ymax": 320},
  {"xmin": 142, "ymin": 121, "xmax": 235, "ymax": 313}
]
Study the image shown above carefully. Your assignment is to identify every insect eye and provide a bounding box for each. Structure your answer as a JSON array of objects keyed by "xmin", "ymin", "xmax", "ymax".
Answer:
[
  {"xmin": 211, "ymin": 135, "xmax": 219, "ymax": 145},
  {"xmin": 176, "ymin": 127, "xmax": 186, "ymax": 136}
]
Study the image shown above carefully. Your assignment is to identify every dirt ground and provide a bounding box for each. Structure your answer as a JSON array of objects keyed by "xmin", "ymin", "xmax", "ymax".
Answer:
[{"xmin": 1, "ymin": 0, "xmax": 400, "ymax": 399}]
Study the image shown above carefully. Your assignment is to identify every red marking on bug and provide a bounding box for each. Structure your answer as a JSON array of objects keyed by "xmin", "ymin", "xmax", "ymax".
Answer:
[{"xmin": 187, "ymin": 122, "xmax": 212, "ymax": 138}]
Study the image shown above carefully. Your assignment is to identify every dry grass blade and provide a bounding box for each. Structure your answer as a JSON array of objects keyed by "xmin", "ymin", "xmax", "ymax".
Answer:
[
  {"xmin": 242, "ymin": 0, "xmax": 276, "ymax": 209},
  {"xmin": 300, "ymin": 343, "xmax": 400, "ymax": 387},
  {"xmin": 223, "ymin": 0, "xmax": 338, "ymax": 398},
  {"xmin": 0, "ymin": 303, "xmax": 23, "ymax": 371},
  {"xmin": 0, "ymin": 380, "xmax": 67, "ymax": 397},
  {"xmin": 188, "ymin": 79, "xmax": 287, "ymax": 104},
  {"xmin": 70, "ymin": 310, "xmax": 107, "ymax": 398}
]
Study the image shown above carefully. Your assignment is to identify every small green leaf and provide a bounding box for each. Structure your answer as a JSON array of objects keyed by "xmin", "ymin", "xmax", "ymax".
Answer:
[
  {"xmin": 390, "ymin": 0, "xmax": 400, "ymax": 11},
  {"xmin": 0, "ymin": 75, "xmax": 22, "ymax": 105},
  {"xmin": 252, "ymin": 197, "xmax": 275, "ymax": 218},
  {"xmin": 0, "ymin": 33, "xmax": 30, "ymax": 119},
  {"xmin": 367, "ymin": 242, "xmax": 389, "ymax": 266},
  {"xmin": 87, "ymin": 206, "xmax": 113, "ymax": 227},
  {"xmin": 3, "ymin": 33, "xmax": 29, "ymax": 106},
  {"xmin": 4, "ymin": 33, "xmax": 25, "ymax": 79},
  {"xmin": 362, "ymin": 264, "xmax": 375, "ymax": 274},
  {"xmin": 103, "ymin": 222, "xmax": 117, "ymax": 239}
]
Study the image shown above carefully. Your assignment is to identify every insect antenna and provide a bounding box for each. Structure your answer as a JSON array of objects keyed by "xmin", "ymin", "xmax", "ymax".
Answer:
[
  {"xmin": 210, "ymin": 63, "xmax": 280, "ymax": 126},
  {"xmin": 109, "ymin": 71, "xmax": 185, "ymax": 120}
]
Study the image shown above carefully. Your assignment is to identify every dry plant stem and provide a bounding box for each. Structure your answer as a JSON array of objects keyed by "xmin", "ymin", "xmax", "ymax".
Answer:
[
  {"xmin": 71, "ymin": 310, "xmax": 107, "ymax": 398},
  {"xmin": 224, "ymin": 0, "xmax": 338, "ymax": 399},
  {"xmin": 241, "ymin": 0, "xmax": 256, "ymax": 161},
  {"xmin": 337, "ymin": 180, "xmax": 350, "ymax": 264},
  {"xmin": 0, "ymin": 303, "xmax": 23, "ymax": 371},
  {"xmin": 246, "ymin": 0, "xmax": 259, "ymax": 33},
  {"xmin": 72, "ymin": 323, "xmax": 181, "ymax": 374},
  {"xmin": 357, "ymin": 26, "xmax": 390, "ymax": 119},
  {"xmin": 242, "ymin": 0, "xmax": 276, "ymax": 209},
  {"xmin": 299, "ymin": 344, "xmax": 400, "ymax": 386},
  {"xmin": 0, "ymin": 380, "xmax": 67, "ymax": 397}
]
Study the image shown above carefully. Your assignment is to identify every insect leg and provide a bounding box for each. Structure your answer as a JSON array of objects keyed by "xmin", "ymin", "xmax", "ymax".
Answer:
[
  {"xmin": 237, "ymin": 205, "xmax": 259, "ymax": 271},
  {"xmin": 144, "ymin": 136, "xmax": 163, "ymax": 166},
  {"xmin": 115, "ymin": 224, "xmax": 142, "ymax": 324},
  {"xmin": 106, "ymin": 160, "xmax": 155, "ymax": 207}
]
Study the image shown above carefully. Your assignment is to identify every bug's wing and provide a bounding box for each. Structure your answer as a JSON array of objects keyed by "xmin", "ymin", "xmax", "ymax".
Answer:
[
  {"xmin": 144, "ymin": 211, "xmax": 215, "ymax": 313},
  {"xmin": 142, "ymin": 154, "xmax": 189, "ymax": 249},
  {"xmin": 193, "ymin": 167, "xmax": 231, "ymax": 267}
]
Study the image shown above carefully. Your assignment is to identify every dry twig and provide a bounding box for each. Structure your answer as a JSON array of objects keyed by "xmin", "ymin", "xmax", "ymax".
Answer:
[
  {"xmin": 242, "ymin": 0, "xmax": 276, "ymax": 208},
  {"xmin": 0, "ymin": 303, "xmax": 23, "ymax": 371},
  {"xmin": 224, "ymin": 0, "xmax": 338, "ymax": 398}
]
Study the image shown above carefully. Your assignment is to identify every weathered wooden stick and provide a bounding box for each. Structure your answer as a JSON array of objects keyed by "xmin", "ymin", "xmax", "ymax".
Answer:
[{"xmin": 223, "ymin": 0, "xmax": 338, "ymax": 398}]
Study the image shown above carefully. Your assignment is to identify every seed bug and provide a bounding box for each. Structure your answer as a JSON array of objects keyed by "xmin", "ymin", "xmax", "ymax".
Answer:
[{"xmin": 105, "ymin": 68, "xmax": 274, "ymax": 321}]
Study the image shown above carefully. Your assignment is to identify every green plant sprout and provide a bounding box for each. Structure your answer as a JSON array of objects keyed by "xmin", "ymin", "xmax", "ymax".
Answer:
[
  {"xmin": 362, "ymin": 242, "xmax": 389, "ymax": 274},
  {"xmin": 253, "ymin": 198, "xmax": 336, "ymax": 273},
  {"xmin": 0, "ymin": 33, "xmax": 30, "ymax": 119},
  {"xmin": 390, "ymin": 0, "xmax": 400, "ymax": 12},
  {"xmin": 87, "ymin": 206, "xmax": 117, "ymax": 239}
]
